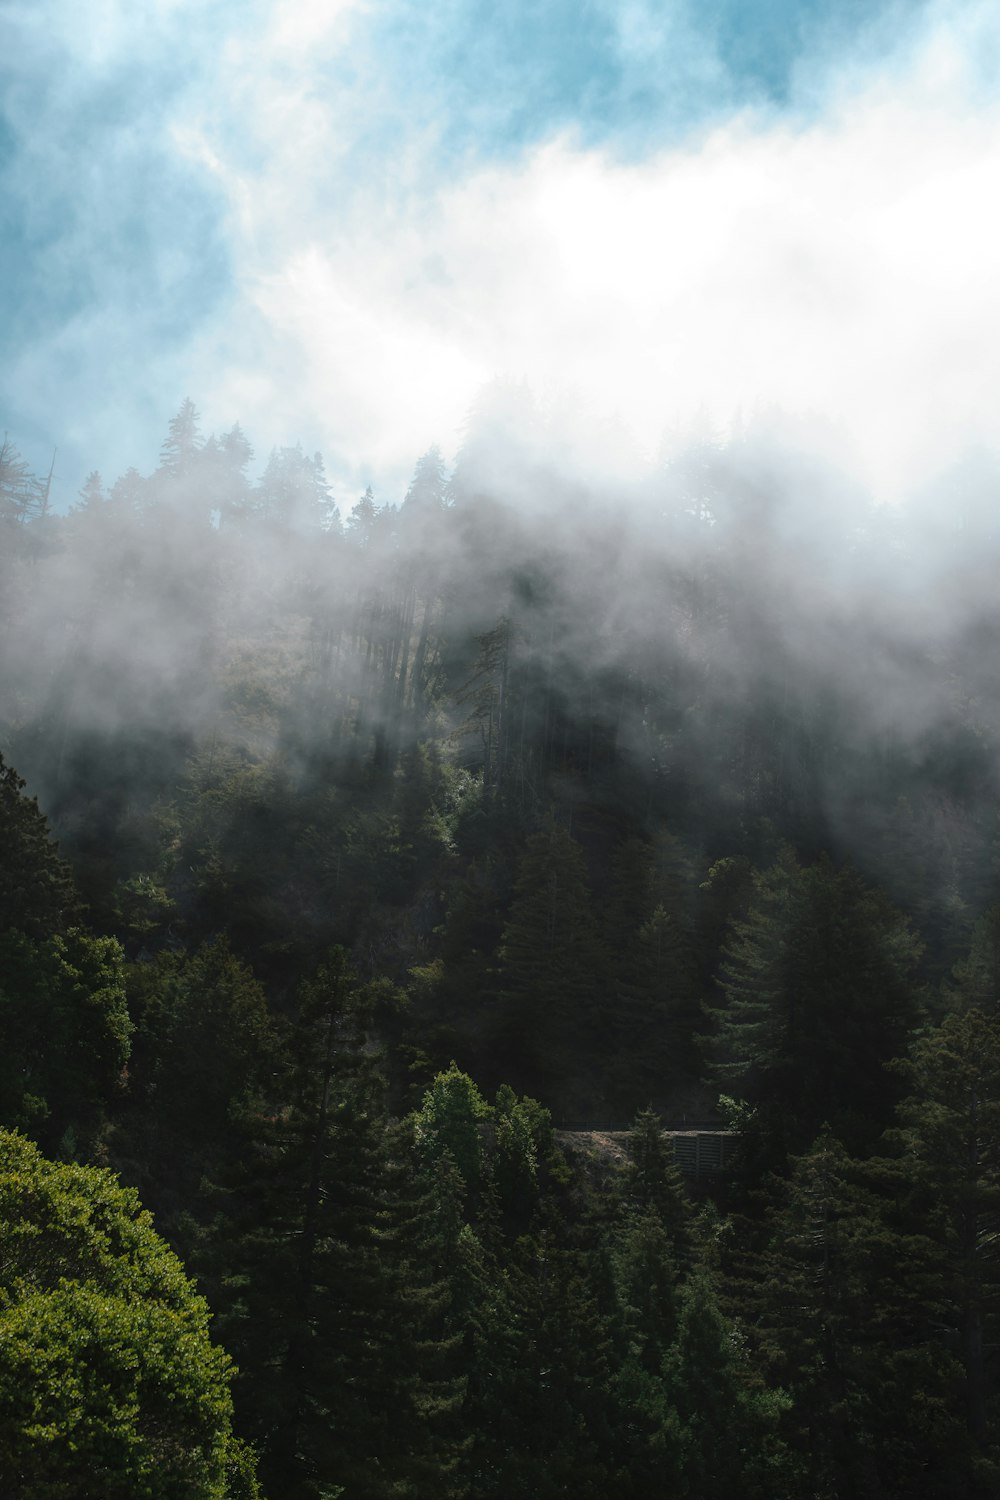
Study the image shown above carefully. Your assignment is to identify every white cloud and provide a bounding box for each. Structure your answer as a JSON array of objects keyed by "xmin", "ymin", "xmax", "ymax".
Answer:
[
  {"xmin": 16, "ymin": 0, "xmax": 1000, "ymax": 504},
  {"xmin": 192, "ymin": 7, "xmax": 1000, "ymax": 505}
]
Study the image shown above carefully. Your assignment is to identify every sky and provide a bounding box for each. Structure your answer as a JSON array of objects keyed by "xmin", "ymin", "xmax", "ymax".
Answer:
[{"xmin": 3, "ymin": 0, "xmax": 1000, "ymax": 509}]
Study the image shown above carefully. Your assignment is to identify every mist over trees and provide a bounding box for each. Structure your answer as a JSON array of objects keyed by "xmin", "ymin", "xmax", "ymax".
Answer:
[{"xmin": 4, "ymin": 399, "xmax": 1000, "ymax": 1494}]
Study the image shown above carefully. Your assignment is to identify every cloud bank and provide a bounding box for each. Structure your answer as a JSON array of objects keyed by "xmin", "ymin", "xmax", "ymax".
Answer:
[{"xmin": 2, "ymin": 0, "xmax": 998, "ymax": 505}]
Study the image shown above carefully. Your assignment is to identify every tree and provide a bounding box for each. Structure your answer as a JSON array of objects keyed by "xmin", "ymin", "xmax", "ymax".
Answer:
[
  {"xmin": 253, "ymin": 445, "xmax": 333, "ymax": 532},
  {"xmin": 948, "ymin": 905, "xmax": 1000, "ymax": 1016},
  {"xmin": 119, "ymin": 939, "xmax": 273, "ymax": 1247},
  {"xmin": 0, "ymin": 434, "xmax": 47, "ymax": 524},
  {"xmin": 497, "ymin": 815, "xmax": 606, "ymax": 1108},
  {"xmin": 893, "ymin": 1009, "xmax": 1000, "ymax": 1483},
  {"xmin": 661, "ymin": 1272, "xmax": 790, "ymax": 1500},
  {"xmin": 413, "ymin": 1061, "xmax": 491, "ymax": 1204},
  {"xmin": 0, "ymin": 1129, "xmax": 257, "ymax": 1498},
  {"xmin": 346, "ymin": 485, "xmax": 379, "ymax": 550},
  {"xmin": 158, "ymin": 398, "xmax": 203, "ymax": 477},
  {"xmin": 623, "ymin": 1108, "xmax": 691, "ymax": 1248},
  {"xmin": 604, "ymin": 838, "xmax": 699, "ymax": 1113},
  {"xmin": 214, "ymin": 951, "xmax": 460, "ymax": 1499},
  {"xmin": 402, "ymin": 446, "xmax": 447, "ymax": 515},
  {"xmin": 0, "ymin": 754, "xmax": 79, "ymax": 938},
  {"xmin": 706, "ymin": 853, "xmax": 921, "ymax": 1167},
  {"xmin": 0, "ymin": 927, "xmax": 130, "ymax": 1153},
  {"xmin": 753, "ymin": 1128, "xmax": 961, "ymax": 1498}
]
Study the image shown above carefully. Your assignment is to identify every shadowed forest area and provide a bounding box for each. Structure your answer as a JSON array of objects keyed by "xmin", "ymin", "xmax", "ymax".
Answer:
[{"xmin": 4, "ymin": 398, "xmax": 1000, "ymax": 1496}]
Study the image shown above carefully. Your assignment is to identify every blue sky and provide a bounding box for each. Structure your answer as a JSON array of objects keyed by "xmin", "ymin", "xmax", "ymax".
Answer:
[{"xmin": 3, "ymin": 0, "xmax": 998, "ymax": 505}]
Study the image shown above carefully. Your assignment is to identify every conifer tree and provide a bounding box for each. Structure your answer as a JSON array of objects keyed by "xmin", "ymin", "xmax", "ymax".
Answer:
[
  {"xmin": 893, "ymin": 1009, "xmax": 1000, "ymax": 1484},
  {"xmin": 623, "ymin": 1107, "xmax": 691, "ymax": 1253},
  {"xmin": 662, "ymin": 1272, "xmax": 790, "ymax": 1500},
  {"xmin": 215, "ymin": 951, "xmax": 462, "ymax": 1499},
  {"xmin": 948, "ymin": 904, "xmax": 1000, "ymax": 1015},
  {"xmin": 497, "ymin": 815, "xmax": 606, "ymax": 1106},
  {"xmin": 603, "ymin": 838, "xmax": 699, "ymax": 1112},
  {"xmin": 707, "ymin": 852, "xmax": 921, "ymax": 1167},
  {"xmin": 0, "ymin": 754, "xmax": 79, "ymax": 938}
]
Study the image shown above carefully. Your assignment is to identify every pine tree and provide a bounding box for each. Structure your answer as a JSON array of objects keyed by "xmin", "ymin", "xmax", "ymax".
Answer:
[
  {"xmin": 662, "ymin": 1272, "xmax": 791, "ymax": 1500},
  {"xmin": 497, "ymin": 815, "xmax": 606, "ymax": 1108},
  {"xmin": 948, "ymin": 905, "xmax": 1000, "ymax": 1016},
  {"xmin": 753, "ymin": 1123, "xmax": 973, "ymax": 1497},
  {"xmin": 0, "ymin": 754, "xmax": 79, "ymax": 938},
  {"xmin": 158, "ymin": 397, "xmax": 203, "ymax": 476},
  {"xmin": 603, "ymin": 838, "xmax": 699, "ymax": 1113},
  {"xmin": 706, "ymin": 852, "xmax": 921, "ymax": 1168},
  {"xmin": 214, "ymin": 951, "xmax": 461, "ymax": 1499},
  {"xmin": 623, "ymin": 1108, "xmax": 691, "ymax": 1254},
  {"xmin": 893, "ymin": 1010, "xmax": 1000, "ymax": 1485}
]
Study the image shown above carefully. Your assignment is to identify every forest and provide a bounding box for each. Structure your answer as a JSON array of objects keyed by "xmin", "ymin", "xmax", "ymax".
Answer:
[{"xmin": 3, "ymin": 395, "xmax": 1000, "ymax": 1497}]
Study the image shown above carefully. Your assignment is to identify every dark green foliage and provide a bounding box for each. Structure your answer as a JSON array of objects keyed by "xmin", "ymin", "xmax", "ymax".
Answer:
[
  {"xmin": 753, "ymin": 1128, "xmax": 962, "ymax": 1498},
  {"xmin": 0, "ymin": 754, "xmax": 79, "ymax": 938},
  {"xmin": 414, "ymin": 1061, "xmax": 490, "ymax": 1200},
  {"xmin": 623, "ymin": 1107, "xmax": 692, "ymax": 1246},
  {"xmin": 0, "ymin": 927, "xmax": 130, "ymax": 1151},
  {"xmin": 210, "ymin": 953, "xmax": 462, "ymax": 1499},
  {"xmin": 603, "ymin": 838, "xmax": 700, "ymax": 1113},
  {"xmin": 891, "ymin": 1010, "xmax": 1000, "ymax": 1484},
  {"xmin": 707, "ymin": 852, "xmax": 922, "ymax": 1166},
  {"xmin": 662, "ymin": 1273, "xmax": 791, "ymax": 1500},
  {"xmin": 948, "ymin": 904, "xmax": 1000, "ymax": 1015},
  {"xmin": 497, "ymin": 815, "xmax": 607, "ymax": 1108},
  {"xmin": 117, "ymin": 939, "xmax": 272, "ymax": 1247}
]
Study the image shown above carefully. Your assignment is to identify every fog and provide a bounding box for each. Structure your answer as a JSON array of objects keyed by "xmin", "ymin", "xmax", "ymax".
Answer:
[
  {"xmin": 3, "ymin": 391, "xmax": 1000, "ymax": 875},
  {"xmin": 4, "ymin": 1, "xmax": 1000, "ymax": 954}
]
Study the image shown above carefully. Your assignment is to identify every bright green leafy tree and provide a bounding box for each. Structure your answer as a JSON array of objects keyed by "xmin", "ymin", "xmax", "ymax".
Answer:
[{"xmin": 0, "ymin": 1129, "xmax": 258, "ymax": 1499}]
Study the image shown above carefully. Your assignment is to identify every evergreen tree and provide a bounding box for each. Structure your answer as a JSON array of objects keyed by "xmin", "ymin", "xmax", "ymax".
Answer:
[
  {"xmin": 0, "ymin": 754, "xmax": 79, "ymax": 938},
  {"xmin": 948, "ymin": 904, "xmax": 1000, "ymax": 1016},
  {"xmin": 116, "ymin": 939, "xmax": 273, "ymax": 1249},
  {"xmin": 662, "ymin": 1272, "xmax": 791, "ymax": 1500},
  {"xmin": 0, "ymin": 927, "xmax": 130, "ymax": 1154},
  {"xmin": 623, "ymin": 1107, "xmax": 691, "ymax": 1253},
  {"xmin": 215, "ymin": 951, "xmax": 459, "ymax": 1499},
  {"xmin": 707, "ymin": 853, "xmax": 921, "ymax": 1167},
  {"xmin": 497, "ymin": 815, "xmax": 606, "ymax": 1109},
  {"xmin": 892, "ymin": 1009, "xmax": 1000, "ymax": 1486},
  {"xmin": 603, "ymin": 838, "xmax": 699, "ymax": 1113},
  {"xmin": 753, "ymin": 1128, "xmax": 961, "ymax": 1498},
  {"xmin": 158, "ymin": 397, "xmax": 203, "ymax": 476}
]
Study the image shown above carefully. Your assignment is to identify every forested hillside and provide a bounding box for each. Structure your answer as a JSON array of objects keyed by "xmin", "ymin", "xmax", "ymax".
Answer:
[{"xmin": 3, "ymin": 400, "xmax": 1000, "ymax": 1496}]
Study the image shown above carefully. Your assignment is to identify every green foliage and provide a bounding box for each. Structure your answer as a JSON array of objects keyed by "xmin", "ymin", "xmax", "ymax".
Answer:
[
  {"xmin": 0, "ymin": 755, "xmax": 79, "ymax": 939},
  {"xmin": 754, "ymin": 1127, "xmax": 966, "ymax": 1498},
  {"xmin": 119, "ymin": 939, "xmax": 272, "ymax": 1251},
  {"xmin": 0, "ymin": 927, "xmax": 130, "ymax": 1150},
  {"xmin": 498, "ymin": 815, "xmax": 607, "ymax": 1107},
  {"xmin": 603, "ymin": 838, "xmax": 700, "ymax": 1112},
  {"xmin": 706, "ymin": 852, "xmax": 922, "ymax": 1165},
  {"xmin": 209, "ymin": 952, "xmax": 463, "ymax": 1499},
  {"xmin": 0, "ymin": 1130, "xmax": 254, "ymax": 1498},
  {"xmin": 623, "ymin": 1108, "xmax": 691, "ymax": 1247},
  {"xmin": 948, "ymin": 904, "xmax": 1000, "ymax": 1015},
  {"xmin": 414, "ymin": 1061, "xmax": 491, "ymax": 1195},
  {"xmin": 892, "ymin": 1009, "xmax": 1000, "ymax": 1475},
  {"xmin": 662, "ymin": 1272, "xmax": 791, "ymax": 1500}
]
